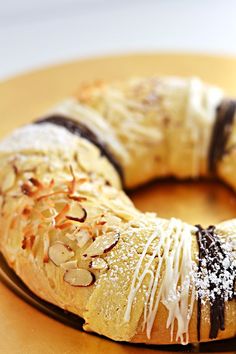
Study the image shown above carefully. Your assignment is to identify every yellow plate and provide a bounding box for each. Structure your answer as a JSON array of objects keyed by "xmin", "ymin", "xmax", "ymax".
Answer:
[{"xmin": 0, "ymin": 53, "xmax": 236, "ymax": 353}]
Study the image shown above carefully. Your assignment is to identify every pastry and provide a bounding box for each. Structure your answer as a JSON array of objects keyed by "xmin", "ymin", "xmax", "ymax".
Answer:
[{"xmin": 0, "ymin": 77, "xmax": 235, "ymax": 345}]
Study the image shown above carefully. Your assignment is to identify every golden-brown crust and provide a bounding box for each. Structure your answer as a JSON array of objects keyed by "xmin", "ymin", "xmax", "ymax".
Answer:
[{"xmin": 132, "ymin": 300, "xmax": 236, "ymax": 344}]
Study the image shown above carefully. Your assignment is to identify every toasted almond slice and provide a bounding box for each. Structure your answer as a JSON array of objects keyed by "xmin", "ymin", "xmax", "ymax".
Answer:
[
  {"xmin": 22, "ymin": 235, "xmax": 35, "ymax": 250},
  {"xmin": 68, "ymin": 194, "xmax": 87, "ymax": 202},
  {"xmin": 29, "ymin": 177, "xmax": 43, "ymax": 188},
  {"xmin": 60, "ymin": 260, "xmax": 78, "ymax": 270},
  {"xmin": 48, "ymin": 242, "xmax": 74, "ymax": 266},
  {"xmin": 66, "ymin": 203, "xmax": 87, "ymax": 223},
  {"xmin": 83, "ymin": 232, "xmax": 120, "ymax": 258},
  {"xmin": 89, "ymin": 258, "xmax": 108, "ymax": 271},
  {"xmin": 76, "ymin": 229, "xmax": 91, "ymax": 248},
  {"xmin": 1, "ymin": 168, "xmax": 16, "ymax": 192},
  {"xmin": 43, "ymin": 234, "xmax": 50, "ymax": 263},
  {"xmin": 64, "ymin": 268, "xmax": 94, "ymax": 287},
  {"xmin": 55, "ymin": 204, "xmax": 70, "ymax": 224}
]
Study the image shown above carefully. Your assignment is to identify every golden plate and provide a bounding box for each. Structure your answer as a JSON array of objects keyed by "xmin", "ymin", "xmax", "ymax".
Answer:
[{"xmin": 0, "ymin": 53, "xmax": 236, "ymax": 353}]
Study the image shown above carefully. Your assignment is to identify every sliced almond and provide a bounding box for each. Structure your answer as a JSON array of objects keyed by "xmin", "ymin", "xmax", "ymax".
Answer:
[
  {"xmin": 1, "ymin": 168, "xmax": 16, "ymax": 192},
  {"xmin": 22, "ymin": 235, "xmax": 35, "ymax": 250},
  {"xmin": 89, "ymin": 258, "xmax": 108, "ymax": 271},
  {"xmin": 66, "ymin": 203, "xmax": 87, "ymax": 223},
  {"xmin": 48, "ymin": 242, "xmax": 74, "ymax": 266},
  {"xmin": 43, "ymin": 234, "xmax": 50, "ymax": 263},
  {"xmin": 64, "ymin": 268, "xmax": 94, "ymax": 287},
  {"xmin": 83, "ymin": 232, "xmax": 120, "ymax": 258},
  {"xmin": 60, "ymin": 260, "xmax": 78, "ymax": 270},
  {"xmin": 68, "ymin": 194, "xmax": 87, "ymax": 202},
  {"xmin": 76, "ymin": 229, "xmax": 91, "ymax": 248},
  {"xmin": 55, "ymin": 204, "xmax": 70, "ymax": 224}
]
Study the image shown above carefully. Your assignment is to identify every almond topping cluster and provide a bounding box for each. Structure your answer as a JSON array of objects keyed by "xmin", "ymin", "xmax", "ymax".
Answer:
[{"xmin": 15, "ymin": 166, "xmax": 121, "ymax": 287}]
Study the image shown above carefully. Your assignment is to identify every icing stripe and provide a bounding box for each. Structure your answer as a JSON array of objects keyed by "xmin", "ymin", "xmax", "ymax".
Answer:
[
  {"xmin": 208, "ymin": 100, "xmax": 236, "ymax": 173},
  {"xmin": 35, "ymin": 115, "xmax": 124, "ymax": 184}
]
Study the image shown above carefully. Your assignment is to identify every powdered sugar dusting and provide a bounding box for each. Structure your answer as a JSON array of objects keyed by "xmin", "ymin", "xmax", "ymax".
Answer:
[
  {"xmin": 194, "ymin": 225, "xmax": 236, "ymax": 340},
  {"xmin": 194, "ymin": 226, "xmax": 235, "ymax": 304},
  {"xmin": 0, "ymin": 123, "xmax": 79, "ymax": 154}
]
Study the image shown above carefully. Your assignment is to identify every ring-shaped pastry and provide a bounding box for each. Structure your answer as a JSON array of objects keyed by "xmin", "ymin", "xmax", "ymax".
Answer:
[{"xmin": 0, "ymin": 77, "xmax": 235, "ymax": 345}]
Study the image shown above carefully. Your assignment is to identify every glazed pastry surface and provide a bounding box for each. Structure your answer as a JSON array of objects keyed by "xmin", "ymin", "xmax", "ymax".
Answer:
[{"xmin": 0, "ymin": 77, "xmax": 235, "ymax": 345}]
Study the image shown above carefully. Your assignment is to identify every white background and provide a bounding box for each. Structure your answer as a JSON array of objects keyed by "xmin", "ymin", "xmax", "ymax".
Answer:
[{"xmin": 1, "ymin": 0, "xmax": 236, "ymax": 80}]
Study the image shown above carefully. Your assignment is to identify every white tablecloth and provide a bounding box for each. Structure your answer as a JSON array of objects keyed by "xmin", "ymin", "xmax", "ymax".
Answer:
[{"xmin": 0, "ymin": 0, "xmax": 236, "ymax": 80}]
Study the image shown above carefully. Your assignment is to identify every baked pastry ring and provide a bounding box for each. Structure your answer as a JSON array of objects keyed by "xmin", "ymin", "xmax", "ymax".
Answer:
[{"xmin": 0, "ymin": 77, "xmax": 235, "ymax": 345}]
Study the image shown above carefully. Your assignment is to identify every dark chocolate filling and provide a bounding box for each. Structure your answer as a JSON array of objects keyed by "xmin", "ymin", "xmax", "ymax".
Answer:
[
  {"xmin": 195, "ymin": 225, "xmax": 235, "ymax": 341},
  {"xmin": 208, "ymin": 100, "xmax": 236, "ymax": 173},
  {"xmin": 35, "ymin": 115, "xmax": 124, "ymax": 185}
]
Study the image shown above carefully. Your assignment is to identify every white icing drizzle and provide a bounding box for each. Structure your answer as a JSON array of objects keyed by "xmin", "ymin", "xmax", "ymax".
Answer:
[
  {"xmin": 186, "ymin": 78, "xmax": 204, "ymax": 177},
  {"xmin": 124, "ymin": 218, "xmax": 196, "ymax": 345},
  {"xmin": 142, "ymin": 270, "xmax": 154, "ymax": 331},
  {"xmin": 124, "ymin": 220, "xmax": 165, "ymax": 321},
  {"xmin": 145, "ymin": 218, "xmax": 179, "ymax": 337},
  {"xmin": 160, "ymin": 224, "xmax": 196, "ymax": 344},
  {"xmin": 186, "ymin": 78, "xmax": 223, "ymax": 177}
]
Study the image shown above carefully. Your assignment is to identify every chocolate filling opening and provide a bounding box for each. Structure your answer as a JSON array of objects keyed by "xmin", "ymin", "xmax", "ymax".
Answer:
[
  {"xmin": 195, "ymin": 225, "xmax": 235, "ymax": 341},
  {"xmin": 208, "ymin": 100, "xmax": 236, "ymax": 173},
  {"xmin": 35, "ymin": 115, "xmax": 124, "ymax": 185}
]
